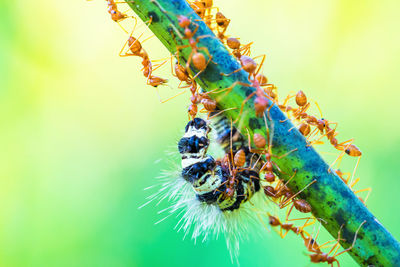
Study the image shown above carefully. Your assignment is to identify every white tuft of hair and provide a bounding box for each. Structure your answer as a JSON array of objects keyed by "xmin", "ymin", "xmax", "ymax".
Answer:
[{"xmin": 141, "ymin": 165, "xmax": 272, "ymax": 264}]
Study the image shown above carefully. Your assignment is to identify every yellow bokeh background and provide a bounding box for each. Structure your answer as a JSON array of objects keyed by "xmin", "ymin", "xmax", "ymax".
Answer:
[{"xmin": 1, "ymin": 0, "xmax": 400, "ymax": 266}]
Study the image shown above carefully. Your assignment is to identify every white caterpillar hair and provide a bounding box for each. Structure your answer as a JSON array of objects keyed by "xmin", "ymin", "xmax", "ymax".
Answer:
[{"xmin": 142, "ymin": 166, "xmax": 270, "ymax": 263}]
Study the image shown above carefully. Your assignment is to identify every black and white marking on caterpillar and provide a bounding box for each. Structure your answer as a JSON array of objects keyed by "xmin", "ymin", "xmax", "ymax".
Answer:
[{"xmin": 178, "ymin": 117, "xmax": 260, "ymax": 211}]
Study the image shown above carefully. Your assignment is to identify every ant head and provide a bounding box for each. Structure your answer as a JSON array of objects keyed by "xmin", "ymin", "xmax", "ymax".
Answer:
[
  {"xmin": 178, "ymin": 16, "xmax": 191, "ymax": 28},
  {"xmin": 268, "ymin": 215, "xmax": 280, "ymax": 226},
  {"xmin": 225, "ymin": 187, "xmax": 234, "ymax": 198}
]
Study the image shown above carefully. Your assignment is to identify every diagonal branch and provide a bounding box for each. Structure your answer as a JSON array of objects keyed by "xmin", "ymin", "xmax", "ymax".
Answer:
[{"xmin": 124, "ymin": 0, "xmax": 400, "ymax": 265}]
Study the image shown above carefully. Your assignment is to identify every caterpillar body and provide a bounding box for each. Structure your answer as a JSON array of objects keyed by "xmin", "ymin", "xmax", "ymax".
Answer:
[
  {"xmin": 144, "ymin": 115, "xmax": 268, "ymax": 262},
  {"xmin": 178, "ymin": 118, "xmax": 260, "ymax": 211}
]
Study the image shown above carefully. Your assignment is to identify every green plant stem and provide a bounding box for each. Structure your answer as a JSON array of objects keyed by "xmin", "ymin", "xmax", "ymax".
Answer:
[{"xmin": 124, "ymin": 0, "xmax": 400, "ymax": 265}]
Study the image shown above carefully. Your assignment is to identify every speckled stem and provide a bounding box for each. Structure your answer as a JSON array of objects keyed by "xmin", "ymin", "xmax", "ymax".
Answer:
[{"xmin": 124, "ymin": 0, "xmax": 400, "ymax": 265}]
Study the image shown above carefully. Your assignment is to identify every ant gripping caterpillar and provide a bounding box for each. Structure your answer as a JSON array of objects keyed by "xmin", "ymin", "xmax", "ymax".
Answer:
[{"xmin": 178, "ymin": 118, "xmax": 260, "ymax": 211}]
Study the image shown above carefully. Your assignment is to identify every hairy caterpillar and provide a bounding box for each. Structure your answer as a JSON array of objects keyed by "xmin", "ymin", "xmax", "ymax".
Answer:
[
  {"xmin": 143, "ymin": 115, "xmax": 268, "ymax": 262},
  {"xmin": 178, "ymin": 117, "xmax": 260, "ymax": 211}
]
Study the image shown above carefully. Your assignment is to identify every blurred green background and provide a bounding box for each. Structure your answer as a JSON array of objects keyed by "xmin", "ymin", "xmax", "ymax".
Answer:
[{"xmin": 1, "ymin": 0, "xmax": 400, "ymax": 266}]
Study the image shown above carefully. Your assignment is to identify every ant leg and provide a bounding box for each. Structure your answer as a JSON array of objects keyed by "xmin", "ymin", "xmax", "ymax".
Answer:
[
  {"xmin": 220, "ymin": 66, "xmax": 245, "ymax": 77},
  {"xmin": 285, "ymin": 204, "xmax": 316, "ymax": 223},
  {"xmin": 170, "ymin": 54, "xmax": 177, "ymax": 77},
  {"xmin": 333, "ymin": 221, "xmax": 366, "ymax": 258},
  {"xmin": 196, "ymin": 34, "xmax": 217, "ymax": 42},
  {"xmin": 254, "ymin": 54, "xmax": 266, "ymax": 76},
  {"xmin": 175, "ymin": 44, "xmax": 191, "ymax": 51},
  {"xmin": 335, "ymin": 138, "xmax": 355, "ymax": 150},
  {"xmin": 256, "ymin": 213, "xmax": 272, "ymax": 233},
  {"xmin": 313, "ymin": 100, "xmax": 324, "ymax": 119},
  {"xmin": 300, "ymin": 218, "xmax": 316, "ymax": 231},
  {"xmin": 151, "ymin": 60, "xmax": 168, "ymax": 72},
  {"xmin": 280, "ymin": 101, "xmax": 308, "ymax": 123},
  {"xmin": 140, "ymin": 34, "xmax": 156, "ymax": 44},
  {"xmin": 354, "ymin": 187, "xmax": 372, "ymax": 203},
  {"xmin": 241, "ymin": 42, "xmax": 253, "ymax": 56},
  {"xmin": 279, "ymin": 180, "xmax": 317, "ymax": 209},
  {"xmin": 285, "ymin": 204, "xmax": 295, "ymax": 221},
  {"xmin": 349, "ymin": 156, "xmax": 361, "ymax": 186},
  {"xmin": 213, "ymin": 81, "xmax": 251, "ymax": 96},
  {"xmin": 159, "ymin": 90, "xmax": 186, "ymax": 103},
  {"xmin": 273, "ymin": 148, "xmax": 298, "ymax": 159},
  {"xmin": 185, "ymin": 50, "xmax": 195, "ymax": 74},
  {"xmin": 309, "ymin": 123, "xmax": 337, "ymax": 145},
  {"xmin": 280, "ymin": 228, "xmax": 291, "ymax": 239},
  {"xmin": 282, "ymin": 93, "xmax": 295, "ymax": 106},
  {"xmin": 119, "ymin": 38, "xmax": 131, "ymax": 57},
  {"xmin": 329, "ymin": 150, "xmax": 346, "ymax": 173},
  {"xmin": 235, "ymin": 91, "xmax": 256, "ymax": 122},
  {"xmin": 116, "ymin": 21, "xmax": 129, "ymax": 34}
]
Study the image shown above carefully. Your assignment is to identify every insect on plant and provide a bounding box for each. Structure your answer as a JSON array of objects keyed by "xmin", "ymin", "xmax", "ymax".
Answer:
[{"xmin": 94, "ymin": 0, "xmax": 400, "ymax": 266}]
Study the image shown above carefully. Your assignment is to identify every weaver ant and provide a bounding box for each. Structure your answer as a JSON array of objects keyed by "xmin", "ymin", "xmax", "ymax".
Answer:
[
  {"xmin": 217, "ymin": 122, "xmax": 259, "ymax": 201},
  {"xmin": 268, "ymin": 214, "xmax": 313, "ymax": 239},
  {"xmin": 306, "ymin": 221, "xmax": 366, "ymax": 266},
  {"xmin": 174, "ymin": 15, "xmax": 214, "ymax": 80},
  {"xmin": 248, "ymin": 115, "xmax": 297, "ymax": 183}
]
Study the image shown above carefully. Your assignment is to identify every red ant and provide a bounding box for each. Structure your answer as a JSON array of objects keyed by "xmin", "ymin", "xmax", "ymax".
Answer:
[
  {"xmin": 188, "ymin": 83, "xmax": 217, "ymax": 119},
  {"xmin": 248, "ymin": 115, "xmax": 297, "ymax": 183},
  {"xmin": 217, "ymin": 127, "xmax": 259, "ymax": 200},
  {"xmin": 106, "ymin": 0, "xmax": 127, "ymax": 22},
  {"xmin": 278, "ymin": 179, "xmax": 316, "ymax": 221},
  {"xmin": 306, "ymin": 221, "xmax": 366, "ymax": 266},
  {"xmin": 263, "ymin": 173, "xmax": 315, "ymax": 222},
  {"xmin": 268, "ymin": 214, "xmax": 313, "ymax": 239},
  {"xmin": 226, "ymin": 37, "xmax": 253, "ymax": 59},
  {"xmin": 215, "ymin": 53, "xmax": 277, "ymax": 119},
  {"xmin": 118, "ymin": 18, "xmax": 175, "ymax": 101},
  {"xmin": 174, "ymin": 15, "xmax": 214, "ymax": 80}
]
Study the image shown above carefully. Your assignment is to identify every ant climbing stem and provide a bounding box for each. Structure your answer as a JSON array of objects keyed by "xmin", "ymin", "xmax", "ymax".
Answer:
[
  {"xmin": 268, "ymin": 214, "xmax": 314, "ymax": 239},
  {"xmin": 308, "ymin": 220, "xmax": 366, "ymax": 266},
  {"xmin": 329, "ymin": 141, "xmax": 362, "ymax": 185},
  {"xmin": 170, "ymin": 15, "xmax": 215, "ymax": 80},
  {"xmin": 117, "ymin": 15, "xmax": 175, "ymax": 102},
  {"xmin": 279, "ymin": 179, "xmax": 317, "ymax": 209},
  {"xmin": 105, "ymin": 0, "xmax": 136, "ymax": 33},
  {"xmin": 279, "ymin": 179, "xmax": 316, "ymax": 222},
  {"xmin": 213, "ymin": 119, "xmax": 261, "ymax": 202},
  {"xmin": 246, "ymin": 114, "xmax": 298, "ymax": 184},
  {"xmin": 221, "ymin": 54, "xmax": 265, "ymax": 80},
  {"xmin": 119, "ymin": 16, "xmax": 155, "ymax": 58},
  {"xmin": 226, "ymin": 37, "xmax": 253, "ymax": 59},
  {"xmin": 213, "ymin": 80, "xmax": 275, "ymax": 122}
]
